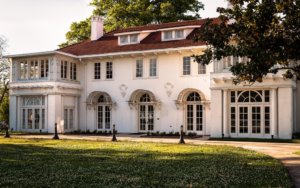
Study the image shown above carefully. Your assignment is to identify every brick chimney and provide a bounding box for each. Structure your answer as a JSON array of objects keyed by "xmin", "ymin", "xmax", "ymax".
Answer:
[{"xmin": 91, "ymin": 16, "xmax": 104, "ymax": 41}]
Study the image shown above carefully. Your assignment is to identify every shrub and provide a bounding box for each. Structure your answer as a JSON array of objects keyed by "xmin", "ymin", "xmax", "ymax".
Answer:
[
  {"xmin": 188, "ymin": 132, "xmax": 193, "ymax": 137},
  {"xmin": 92, "ymin": 129, "xmax": 97, "ymax": 134},
  {"xmin": 293, "ymin": 130, "xmax": 300, "ymax": 139},
  {"xmin": 98, "ymin": 130, "xmax": 103, "ymax": 134},
  {"xmin": 104, "ymin": 130, "xmax": 107, "ymax": 134},
  {"xmin": 160, "ymin": 132, "xmax": 166, "ymax": 136},
  {"xmin": 109, "ymin": 130, "xmax": 112, "ymax": 134},
  {"xmin": 174, "ymin": 132, "xmax": 179, "ymax": 136},
  {"xmin": 73, "ymin": 130, "xmax": 78, "ymax": 134},
  {"xmin": 81, "ymin": 131, "xmax": 86, "ymax": 134},
  {"xmin": 156, "ymin": 131, "xmax": 160, "ymax": 135},
  {"xmin": 78, "ymin": 129, "xmax": 81, "ymax": 133},
  {"xmin": 151, "ymin": 132, "xmax": 156, "ymax": 136},
  {"xmin": 182, "ymin": 131, "xmax": 186, "ymax": 136},
  {"xmin": 70, "ymin": 130, "xmax": 74, "ymax": 134},
  {"xmin": 168, "ymin": 131, "xmax": 174, "ymax": 136},
  {"xmin": 115, "ymin": 130, "xmax": 118, "ymax": 134},
  {"xmin": 86, "ymin": 129, "xmax": 90, "ymax": 134},
  {"xmin": 147, "ymin": 131, "xmax": 150, "ymax": 136}
]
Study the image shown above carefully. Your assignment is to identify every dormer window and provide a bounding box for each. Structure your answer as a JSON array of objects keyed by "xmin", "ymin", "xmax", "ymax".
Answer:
[
  {"xmin": 163, "ymin": 30, "xmax": 184, "ymax": 40},
  {"xmin": 119, "ymin": 34, "xmax": 139, "ymax": 45}
]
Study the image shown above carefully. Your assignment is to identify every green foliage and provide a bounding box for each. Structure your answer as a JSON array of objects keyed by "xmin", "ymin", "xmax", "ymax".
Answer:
[
  {"xmin": 59, "ymin": 0, "xmax": 204, "ymax": 48},
  {"xmin": 192, "ymin": 0, "xmax": 300, "ymax": 85},
  {"xmin": 86, "ymin": 129, "xmax": 90, "ymax": 134},
  {"xmin": 0, "ymin": 139, "xmax": 293, "ymax": 187},
  {"xmin": 293, "ymin": 130, "xmax": 300, "ymax": 139},
  {"xmin": 174, "ymin": 132, "xmax": 179, "ymax": 136},
  {"xmin": 0, "ymin": 97, "xmax": 9, "ymax": 124},
  {"xmin": 98, "ymin": 130, "xmax": 103, "ymax": 134},
  {"xmin": 295, "ymin": 151, "xmax": 300, "ymax": 156}
]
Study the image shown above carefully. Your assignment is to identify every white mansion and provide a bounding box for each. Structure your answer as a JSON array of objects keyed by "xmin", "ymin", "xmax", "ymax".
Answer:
[{"xmin": 5, "ymin": 16, "xmax": 300, "ymax": 139}]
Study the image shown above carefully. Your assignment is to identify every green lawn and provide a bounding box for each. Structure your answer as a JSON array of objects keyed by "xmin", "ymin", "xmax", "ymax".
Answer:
[
  {"xmin": 295, "ymin": 151, "xmax": 300, "ymax": 156},
  {"xmin": 0, "ymin": 130, "xmax": 50, "ymax": 135},
  {"xmin": 0, "ymin": 138, "xmax": 293, "ymax": 187},
  {"xmin": 209, "ymin": 137, "xmax": 300, "ymax": 143}
]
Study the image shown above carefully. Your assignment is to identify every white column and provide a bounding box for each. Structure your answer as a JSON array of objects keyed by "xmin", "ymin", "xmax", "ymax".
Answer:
[
  {"xmin": 61, "ymin": 95, "xmax": 64, "ymax": 133},
  {"xmin": 75, "ymin": 96, "xmax": 78, "ymax": 130},
  {"xmin": 17, "ymin": 96, "xmax": 21, "ymax": 131},
  {"xmin": 271, "ymin": 87, "xmax": 278, "ymax": 137},
  {"xmin": 45, "ymin": 95, "xmax": 48, "ymax": 132},
  {"xmin": 223, "ymin": 89, "xmax": 229, "ymax": 137}
]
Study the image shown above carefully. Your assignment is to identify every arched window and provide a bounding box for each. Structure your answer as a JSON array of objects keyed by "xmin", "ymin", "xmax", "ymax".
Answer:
[
  {"xmin": 98, "ymin": 95, "xmax": 104, "ymax": 103},
  {"xmin": 238, "ymin": 91, "xmax": 262, "ymax": 103},
  {"xmin": 187, "ymin": 92, "xmax": 201, "ymax": 102},
  {"xmin": 26, "ymin": 97, "xmax": 41, "ymax": 106},
  {"xmin": 140, "ymin": 94, "xmax": 151, "ymax": 102}
]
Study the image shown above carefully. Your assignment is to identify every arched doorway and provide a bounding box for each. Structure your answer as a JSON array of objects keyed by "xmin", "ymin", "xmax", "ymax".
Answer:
[
  {"xmin": 86, "ymin": 91, "xmax": 116, "ymax": 131},
  {"xmin": 127, "ymin": 89, "xmax": 161, "ymax": 132},
  {"xmin": 175, "ymin": 88, "xmax": 209, "ymax": 135}
]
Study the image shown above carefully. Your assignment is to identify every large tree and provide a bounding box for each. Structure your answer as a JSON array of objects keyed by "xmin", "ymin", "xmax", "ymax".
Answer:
[
  {"xmin": 59, "ymin": 0, "xmax": 204, "ymax": 48},
  {"xmin": 0, "ymin": 36, "xmax": 9, "ymax": 105},
  {"xmin": 192, "ymin": 0, "xmax": 300, "ymax": 86}
]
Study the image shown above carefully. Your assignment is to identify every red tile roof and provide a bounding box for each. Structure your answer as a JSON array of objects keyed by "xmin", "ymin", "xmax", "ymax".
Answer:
[{"xmin": 57, "ymin": 18, "xmax": 221, "ymax": 56}]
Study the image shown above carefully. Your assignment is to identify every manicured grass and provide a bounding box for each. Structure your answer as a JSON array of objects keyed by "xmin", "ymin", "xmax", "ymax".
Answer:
[
  {"xmin": 295, "ymin": 151, "xmax": 300, "ymax": 156},
  {"xmin": 0, "ymin": 138, "xmax": 293, "ymax": 187},
  {"xmin": 0, "ymin": 130, "xmax": 50, "ymax": 135},
  {"xmin": 209, "ymin": 137, "xmax": 300, "ymax": 143}
]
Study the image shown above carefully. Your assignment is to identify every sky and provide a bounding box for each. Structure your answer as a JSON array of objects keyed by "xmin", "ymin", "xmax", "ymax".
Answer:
[{"xmin": 0, "ymin": 0, "xmax": 228, "ymax": 55}]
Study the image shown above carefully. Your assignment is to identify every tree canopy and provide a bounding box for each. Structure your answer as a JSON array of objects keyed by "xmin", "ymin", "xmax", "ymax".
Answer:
[
  {"xmin": 59, "ymin": 0, "xmax": 204, "ymax": 48},
  {"xmin": 192, "ymin": 0, "xmax": 300, "ymax": 85},
  {"xmin": 0, "ymin": 36, "xmax": 10, "ymax": 105}
]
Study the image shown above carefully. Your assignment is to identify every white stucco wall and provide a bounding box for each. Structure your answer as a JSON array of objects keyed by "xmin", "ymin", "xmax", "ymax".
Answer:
[
  {"xmin": 210, "ymin": 89, "xmax": 222, "ymax": 138},
  {"xmin": 278, "ymin": 87, "xmax": 293, "ymax": 139}
]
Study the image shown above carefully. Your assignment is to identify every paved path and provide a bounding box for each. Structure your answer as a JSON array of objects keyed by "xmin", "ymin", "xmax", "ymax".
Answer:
[{"xmin": 10, "ymin": 134, "xmax": 300, "ymax": 187}]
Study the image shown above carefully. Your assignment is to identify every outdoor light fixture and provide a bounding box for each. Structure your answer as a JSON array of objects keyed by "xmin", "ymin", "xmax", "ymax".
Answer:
[
  {"xmin": 111, "ymin": 124, "xmax": 117, "ymax": 141},
  {"xmin": 52, "ymin": 123, "xmax": 59, "ymax": 139},
  {"xmin": 4, "ymin": 124, "xmax": 10, "ymax": 138},
  {"xmin": 179, "ymin": 125, "xmax": 185, "ymax": 144}
]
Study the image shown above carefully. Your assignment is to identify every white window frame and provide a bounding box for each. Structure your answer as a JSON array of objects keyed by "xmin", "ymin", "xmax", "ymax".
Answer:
[
  {"xmin": 94, "ymin": 62, "xmax": 101, "ymax": 80},
  {"xmin": 149, "ymin": 58, "xmax": 158, "ymax": 78},
  {"xmin": 40, "ymin": 59, "xmax": 49, "ymax": 79},
  {"xmin": 96, "ymin": 105, "xmax": 112, "ymax": 130},
  {"xmin": 69, "ymin": 62, "xmax": 77, "ymax": 81},
  {"xmin": 162, "ymin": 29, "xmax": 186, "ymax": 41},
  {"xmin": 136, "ymin": 59, "xmax": 144, "ymax": 78},
  {"xmin": 29, "ymin": 59, "xmax": 39, "ymax": 79},
  {"xmin": 118, "ymin": 34, "xmax": 140, "ymax": 45},
  {"xmin": 63, "ymin": 107, "xmax": 74, "ymax": 131},
  {"xmin": 182, "ymin": 56, "xmax": 191, "ymax": 76},
  {"xmin": 105, "ymin": 61, "xmax": 114, "ymax": 80},
  {"xmin": 198, "ymin": 63, "xmax": 206, "ymax": 75}
]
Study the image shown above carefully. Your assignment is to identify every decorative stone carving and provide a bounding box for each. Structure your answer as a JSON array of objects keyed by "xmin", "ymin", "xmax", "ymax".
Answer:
[
  {"xmin": 57, "ymin": 85, "xmax": 82, "ymax": 90},
  {"xmin": 10, "ymin": 85, "xmax": 54, "ymax": 90},
  {"xmin": 119, "ymin": 84, "xmax": 128, "ymax": 98},
  {"xmin": 164, "ymin": 82, "xmax": 174, "ymax": 97}
]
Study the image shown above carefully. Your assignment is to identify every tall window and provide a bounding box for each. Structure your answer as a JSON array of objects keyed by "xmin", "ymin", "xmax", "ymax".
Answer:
[
  {"xmin": 40, "ymin": 59, "xmax": 49, "ymax": 78},
  {"xmin": 136, "ymin": 60, "xmax": 143, "ymax": 78},
  {"xmin": 230, "ymin": 107, "xmax": 236, "ymax": 133},
  {"xmin": 61, "ymin": 60, "xmax": 68, "ymax": 79},
  {"xmin": 20, "ymin": 60, "xmax": 28, "ymax": 79},
  {"xmin": 149, "ymin": 59, "xmax": 157, "ymax": 77},
  {"xmin": 106, "ymin": 62, "xmax": 113, "ymax": 79},
  {"xmin": 70, "ymin": 62, "xmax": 76, "ymax": 80},
  {"xmin": 265, "ymin": 107, "xmax": 270, "ymax": 134},
  {"xmin": 64, "ymin": 109, "xmax": 74, "ymax": 130},
  {"xmin": 30, "ymin": 60, "xmax": 38, "ymax": 78},
  {"xmin": 183, "ymin": 56, "xmax": 191, "ymax": 75},
  {"xmin": 22, "ymin": 109, "xmax": 26, "ymax": 129},
  {"xmin": 22, "ymin": 96, "xmax": 46, "ymax": 130},
  {"xmin": 64, "ymin": 109, "xmax": 68, "ymax": 129},
  {"xmin": 198, "ymin": 63, "xmax": 206, "ymax": 74},
  {"xmin": 95, "ymin": 63, "xmax": 101, "ymax": 79}
]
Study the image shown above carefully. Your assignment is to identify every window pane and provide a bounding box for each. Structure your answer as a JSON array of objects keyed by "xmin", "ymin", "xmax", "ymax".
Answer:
[
  {"xmin": 136, "ymin": 60, "xmax": 143, "ymax": 78},
  {"xmin": 42, "ymin": 109, "xmax": 45, "ymax": 129},
  {"xmin": 30, "ymin": 61, "xmax": 34, "ymax": 78},
  {"xmin": 70, "ymin": 63, "xmax": 73, "ymax": 80},
  {"xmin": 61, "ymin": 60, "xmax": 64, "ymax": 78},
  {"xmin": 35, "ymin": 109, "xmax": 39, "ymax": 129},
  {"xmin": 130, "ymin": 34, "xmax": 138, "ymax": 43},
  {"xmin": 20, "ymin": 61, "xmax": 24, "ymax": 79},
  {"xmin": 24, "ymin": 61, "xmax": 28, "ymax": 78},
  {"xmin": 265, "ymin": 107, "xmax": 270, "ymax": 134},
  {"xmin": 198, "ymin": 63, "xmax": 206, "ymax": 74},
  {"xmin": 105, "ymin": 106, "xmax": 110, "ymax": 129},
  {"xmin": 28, "ymin": 109, "xmax": 32, "ymax": 129},
  {"xmin": 231, "ymin": 91, "xmax": 235, "ymax": 103},
  {"xmin": 106, "ymin": 62, "xmax": 113, "ymax": 79},
  {"xmin": 64, "ymin": 61, "xmax": 67, "ymax": 79},
  {"xmin": 183, "ymin": 56, "xmax": 190, "ymax": 75},
  {"xmin": 231, "ymin": 107, "xmax": 236, "ymax": 133},
  {"xmin": 149, "ymin": 59, "xmax": 157, "ymax": 77},
  {"xmin": 120, "ymin": 36, "xmax": 128, "ymax": 44},
  {"xmin": 175, "ymin": 30, "xmax": 184, "ymax": 38},
  {"xmin": 95, "ymin": 63, "xmax": 101, "ymax": 79},
  {"xmin": 69, "ymin": 109, "xmax": 73, "ymax": 129},
  {"xmin": 41, "ymin": 60, "xmax": 45, "ymax": 77},
  {"xmin": 73, "ymin": 64, "xmax": 76, "ymax": 80},
  {"xmin": 164, "ymin": 31, "xmax": 172, "ymax": 39},
  {"xmin": 64, "ymin": 109, "xmax": 68, "ymax": 129},
  {"xmin": 265, "ymin": 90, "xmax": 270, "ymax": 102},
  {"xmin": 22, "ymin": 109, "xmax": 26, "ymax": 129},
  {"xmin": 98, "ymin": 106, "xmax": 103, "ymax": 129},
  {"xmin": 46, "ymin": 60, "xmax": 49, "ymax": 77}
]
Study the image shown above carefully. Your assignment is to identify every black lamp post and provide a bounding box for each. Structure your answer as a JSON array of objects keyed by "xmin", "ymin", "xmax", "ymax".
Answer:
[
  {"xmin": 52, "ymin": 123, "xmax": 59, "ymax": 139},
  {"xmin": 111, "ymin": 124, "xmax": 117, "ymax": 141},
  {"xmin": 179, "ymin": 125, "xmax": 185, "ymax": 144},
  {"xmin": 4, "ymin": 124, "xmax": 10, "ymax": 138}
]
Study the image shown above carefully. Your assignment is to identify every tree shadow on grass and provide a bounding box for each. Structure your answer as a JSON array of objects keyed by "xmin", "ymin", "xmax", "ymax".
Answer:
[{"xmin": 0, "ymin": 140, "xmax": 294, "ymax": 188}]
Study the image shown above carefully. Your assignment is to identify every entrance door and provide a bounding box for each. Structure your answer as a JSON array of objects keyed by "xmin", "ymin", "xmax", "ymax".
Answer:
[
  {"xmin": 186, "ymin": 104, "xmax": 203, "ymax": 134},
  {"xmin": 97, "ymin": 106, "xmax": 111, "ymax": 130},
  {"xmin": 139, "ymin": 105, "xmax": 154, "ymax": 132},
  {"xmin": 26, "ymin": 108, "xmax": 41, "ymax": 131},
  {"xmin": 238, "ymin": 106, "xmax": 262, "ymax": 137}
]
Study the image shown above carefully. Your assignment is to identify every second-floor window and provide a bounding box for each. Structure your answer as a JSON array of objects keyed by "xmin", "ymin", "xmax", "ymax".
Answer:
[
  {"xmin": 136, "ymin": 60, "xmax": 143, "ymax": 78},
  {"xmin": 163, "ymin": 30, "xmax": 184, "ymax": 40},
  {"xmin": 20, "ymin": 60, "xmax": 28, "ymax": 79},
  {"xmin": 106, "ymin": 62, "xmax": 113, "ymax": 79},
  {"xmin": 94, "ymin": 63, "xmax": 101, "ymax": 79},
  {"xmin": 198, "ymin": 63, "xmax": 206, "ymax": 74},
  {"xmin": 61, "ymin": 60, "xmax": 68, "ymax": 79},
  {"xmin": 61, "ymin": 60, "xmax": 76, "ymax": 81},
  {"xmin": 149, "ymin": 59, "xmax": 157, "ymax": 77},
  {"xmin": 183, "ymin": 56, "xmax": 191, "ymax": 75},
  {"xmin": 40, "ymin": 59, "xmax": 49, "ymax": 78},
  {"xmin": 30, "ymin": 60, "xmax": 38, "ymax": 78}
]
